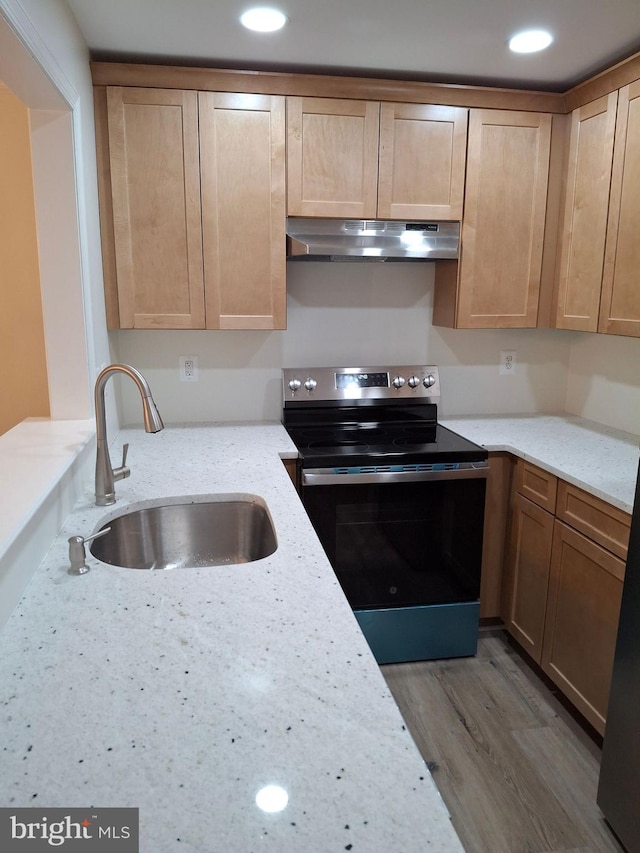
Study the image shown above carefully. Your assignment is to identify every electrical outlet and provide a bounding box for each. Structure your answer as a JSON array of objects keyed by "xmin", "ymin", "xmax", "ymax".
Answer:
[
  {"xmin": 179, "ymin": 355, "xmax": 199, "ymax": 382},
  {"xmin": 500, "ymin": 350, "xmax": 516, "ymax": 376}
]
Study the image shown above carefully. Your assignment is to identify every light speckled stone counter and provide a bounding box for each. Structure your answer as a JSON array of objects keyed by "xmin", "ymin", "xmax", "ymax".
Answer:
[
  {"xmin": 442, "ymin": 414, "xmax": 640, "ymax": 513},
  {"xmin": 0, "ymin": 423, "xmax": 462, "ymax": 853}
]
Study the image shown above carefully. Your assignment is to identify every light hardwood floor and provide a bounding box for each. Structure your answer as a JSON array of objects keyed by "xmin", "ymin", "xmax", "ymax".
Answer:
[{"xmin": 382, "ymin": 630, "xmax": 624, "ymax": 853}]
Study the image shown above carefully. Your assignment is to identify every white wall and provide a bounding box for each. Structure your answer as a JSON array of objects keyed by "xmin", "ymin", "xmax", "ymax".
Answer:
[
  {"xmin": 114, "ymin": 263, "xmax": 574, "ymax": 424},
  {"xmin": 565, "ymin": 333, "xmax": 640, "ymax": 435},
  {"xmin": 114, "ymin": 260, "xmax": 640, "ymax": 434}
]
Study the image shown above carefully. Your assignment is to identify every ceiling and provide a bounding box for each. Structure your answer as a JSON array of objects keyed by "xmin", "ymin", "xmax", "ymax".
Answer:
[{"xmin": 65, "ymin": 0, "xmax": 640, "ymax": 92}]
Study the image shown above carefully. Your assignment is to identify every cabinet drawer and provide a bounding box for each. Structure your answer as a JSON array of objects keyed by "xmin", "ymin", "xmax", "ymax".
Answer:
[
  {"xmin": 556, "ymin": 481, "xmax": 631, "ymax": 560},
  {"xmin": 516, "ymin": 460, "xmax": 558, "ymax": 512}
]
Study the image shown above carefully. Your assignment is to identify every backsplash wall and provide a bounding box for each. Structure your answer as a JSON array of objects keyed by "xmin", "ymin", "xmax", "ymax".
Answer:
[{"xmin": 112, "ymin": 263, "xmax": 638, "ymax": 435}]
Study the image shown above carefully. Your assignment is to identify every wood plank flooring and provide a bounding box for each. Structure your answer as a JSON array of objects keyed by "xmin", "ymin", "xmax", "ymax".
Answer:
[{"xmin": 381, "ymin": 630, "xmax": 624, "ymax": 853}]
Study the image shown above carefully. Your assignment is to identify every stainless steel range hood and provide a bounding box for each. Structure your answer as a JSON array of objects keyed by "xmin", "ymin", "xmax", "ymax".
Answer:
[{"xmin": 286, "ymin": 218, "xmax": 459, "ymax": 262}]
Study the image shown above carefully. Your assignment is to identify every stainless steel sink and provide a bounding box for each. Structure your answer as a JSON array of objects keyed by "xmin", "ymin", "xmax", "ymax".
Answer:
[{"xmin": 90, "ymin": 495, "xmax": 277, "ymax": 569}]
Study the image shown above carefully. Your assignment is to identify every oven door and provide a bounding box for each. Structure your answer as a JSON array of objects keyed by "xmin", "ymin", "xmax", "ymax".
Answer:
[
  {"xmin": 301, "ymin": 466, "xmax": 487, "ymax": 662},
  {"xmin": 302, "ymin": 466, "xmax": 487, "ymax": 608}
]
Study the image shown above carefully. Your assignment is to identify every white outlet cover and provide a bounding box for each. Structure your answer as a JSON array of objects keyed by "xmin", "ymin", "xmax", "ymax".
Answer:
[
  {"xmin": 500, "ymin": 350, "xmax": 516, "ymax": 376},
  {"xmin": 179, "ymin": 355, "xmax": 199, "ymax": 382}
]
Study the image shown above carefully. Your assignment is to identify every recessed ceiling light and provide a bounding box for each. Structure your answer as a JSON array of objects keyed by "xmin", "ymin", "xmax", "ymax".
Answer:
[
  {"xmin": 508, "ymin": 29, "xmax": 553, "ymax": 54},
  {"xmin": 240, "ymin": 7, "xmax": 287, "ymax": 33}
]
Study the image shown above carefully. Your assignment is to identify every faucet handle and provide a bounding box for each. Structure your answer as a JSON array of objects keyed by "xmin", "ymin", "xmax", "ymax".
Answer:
[
  {"xmin": 113, "ymin": 443, "xmax": 131, "ymax": 483},
  {"xmin": 68, "ymin": 527, "xmax": 111, "ymax": 575}
]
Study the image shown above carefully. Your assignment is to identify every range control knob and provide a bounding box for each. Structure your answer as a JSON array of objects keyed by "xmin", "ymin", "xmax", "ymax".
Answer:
[
  {"xmin": 288, "ymin": 378, "xmax": 302, "ymax": 392},
  {"xmin": 304, "ymin": 377, "xmax": 317, "ymax": 392},
  {"xmin": 423, "ymin": 373, "xmax": 436, "ymax": 388},
  {"xmin": 407, "ymin": 375, "xmax": 421, "ymax": 389},
  {"xmin": 392, "ymin": 375, "xmax": 406, "ymax": 389}
]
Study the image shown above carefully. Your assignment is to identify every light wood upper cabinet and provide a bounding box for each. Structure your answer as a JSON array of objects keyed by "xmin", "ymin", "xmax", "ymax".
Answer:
[
  {"xmin": 599, "ymin": 80, "xmax": 640, "ymax": 336},
  {"xmin": 434, "ymin": 109, "xmax": 553, "ymax": 328},
  {"xmin": 98, "ymin": 87, "xmax": 286, "ymax": 330},
  {"xmin": 106, "ymin": 87, "xmax": 206, "ymax": 329},
  {"xmin": 554, "ymin": 93, "xmax": 618, "ymax": 332},
  {"xmin": 286, "ymin": 96, "xmax": 467, "ymax": 220},
  {"xmin": 377, "ymin": 103, "xmax": 467, "ymax": 219},
  {"xmin": 286, "ymin": 97, "xmax": 380, "ymax": 217},
  {"xmin": 199, "ymin": 92, "xmax": 286, "ymax": 329}
]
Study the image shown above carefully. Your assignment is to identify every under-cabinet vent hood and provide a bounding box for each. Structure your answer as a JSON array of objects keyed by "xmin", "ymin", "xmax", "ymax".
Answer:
[{"xmin": 286, "ymin": 218, "xmax": 460, "ymax": 262}]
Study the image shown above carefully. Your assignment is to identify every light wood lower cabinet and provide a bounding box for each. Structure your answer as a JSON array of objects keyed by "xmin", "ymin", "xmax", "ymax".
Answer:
[
  {"xmin": 542, "ymin": 520, "xmax": 625, "ymax": 733},
  {"xmin": 503, "ymin": 460, "xmax": 630, "ymax": 735},
  {"xmin": 96, "ymin": 87, "xmax": 286, "ymax": 330},
  {"xmin": 282, "ymin": 458, "xmax": 298, "ymax": 489},
  {"xmin": 505, "ymin": 493, "xmax": 554, "ymax": 660},
  {"xmin": 479, "ymin": 452, "xmax": 514, "ymax": 620}
]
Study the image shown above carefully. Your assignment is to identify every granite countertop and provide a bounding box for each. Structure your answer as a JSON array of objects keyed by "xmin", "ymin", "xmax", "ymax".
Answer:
[
  {"xmin": 442, "ymin": 413, "xmax": 640, "ymax": 513},
  {"xmin": 1, "ymin": 413, "xmax": 638, "ymax": 852},
  {"xmin": 0, "ymin": 423, "xmax": 463, "ymax": 853}
]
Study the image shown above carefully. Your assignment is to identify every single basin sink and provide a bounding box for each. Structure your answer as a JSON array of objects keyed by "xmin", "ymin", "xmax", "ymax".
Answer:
[{"xmin": 90, "ymin": 494, "xmax": 277, "ymax": 570}]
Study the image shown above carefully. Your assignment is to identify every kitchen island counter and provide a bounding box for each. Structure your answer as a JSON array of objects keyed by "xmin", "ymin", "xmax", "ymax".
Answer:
[
  {"xmin": 0, "ymin": 422, "xmax": 462, "ymax": 853},
  {"xmin": 442, "ymin": 413, "xmax": 640, "ymax": 513}
]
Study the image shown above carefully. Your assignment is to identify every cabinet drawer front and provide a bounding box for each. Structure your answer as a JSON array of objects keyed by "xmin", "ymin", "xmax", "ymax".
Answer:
[
  {"xmin": 516, "ymin": 460, "xmax": 557, "ymax": 512},
  {"xmin": 556, "ymin": 480, "xmax": 631, "ymax": 560}
]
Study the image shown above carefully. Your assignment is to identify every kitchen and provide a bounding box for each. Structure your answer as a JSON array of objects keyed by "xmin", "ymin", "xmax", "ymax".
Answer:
[{"xmin": 1, "ymin": 0, "xmax": 640, "ymax": 850}]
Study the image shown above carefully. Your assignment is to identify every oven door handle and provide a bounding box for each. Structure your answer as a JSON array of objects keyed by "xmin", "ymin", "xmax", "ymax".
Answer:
[{"xmin": 301, "ymin": 463, "xmax": 488, "ymax": 486}]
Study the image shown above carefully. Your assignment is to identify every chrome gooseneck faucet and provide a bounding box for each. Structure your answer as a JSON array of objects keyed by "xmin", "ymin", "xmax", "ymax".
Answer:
[{"xmin": 94, "ymin": 364, "xmax": 164, "ymax": 506}]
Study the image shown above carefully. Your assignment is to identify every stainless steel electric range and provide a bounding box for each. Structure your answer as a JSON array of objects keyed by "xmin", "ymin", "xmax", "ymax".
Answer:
[{"xmin": 282, "ymin": 365, "xmax": 488, "ymax": 664}]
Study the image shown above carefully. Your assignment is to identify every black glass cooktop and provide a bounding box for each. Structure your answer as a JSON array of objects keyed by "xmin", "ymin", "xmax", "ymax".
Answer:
[{"xmin": 283, "ymin": 403, "xmax": 487, "ymax": 469}]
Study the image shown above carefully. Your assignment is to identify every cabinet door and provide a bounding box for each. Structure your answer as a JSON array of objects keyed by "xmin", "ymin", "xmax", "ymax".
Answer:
[
  {"xmin": 555, "ymin": 93, "xmax": 617, "ymax": 331},
  {"xmin": 456, "ymin": 110, "xmax": 552, "ymax": 327},
  {"xmin": 541, "ymin": 520, "xmax": 625, "ymax": 735},
  {"xmin": 505, "ymin": 493, "xmax": 555, "ymax": 662},
  {"xmin": 377, "ymin": 103, "xmax": 467, "ymax": 219},
  {"xmin": 600, "ymin": 80, "xmax": 640, "ymax": 337},
  {"xmin": 286, "ymin": 97, "xmax": 380, "ymax": 217},
  {"xmin": 106, "ymin": 87, "xmax": 205, "ymax": 329},
  {"xmin": 199, "ymin": 93, "xmax": 286, "ymax": 329}
]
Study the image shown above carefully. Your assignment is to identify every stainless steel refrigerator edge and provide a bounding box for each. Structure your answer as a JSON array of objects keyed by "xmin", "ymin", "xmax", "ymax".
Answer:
[{"xmin": 598, "ymin": 458, "xmax": 640, "ymax": 852}]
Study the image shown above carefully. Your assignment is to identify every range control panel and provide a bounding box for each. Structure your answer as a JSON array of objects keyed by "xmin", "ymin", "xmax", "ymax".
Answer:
[{"xmin": 282, "ymin": 365, "xmax": 441, "ymax": 403}]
